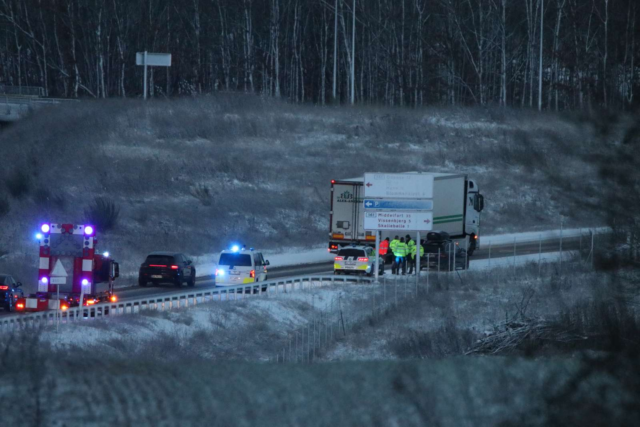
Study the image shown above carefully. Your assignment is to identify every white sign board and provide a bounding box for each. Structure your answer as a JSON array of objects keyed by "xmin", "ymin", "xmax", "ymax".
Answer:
[
  {"xmin": 136, "ymin": 52, "xmax": 172, "ymax": 67},
  {"xmin": 50, "ymin": 259, "xmax": 68, "ymax": 285},
  {"xmin": 364, "ymin": 173, "xmax": 433, "ymax": 199},
  {"xmin": 364, "ymin": 211, "xmax": 433, "ymax": 231}
]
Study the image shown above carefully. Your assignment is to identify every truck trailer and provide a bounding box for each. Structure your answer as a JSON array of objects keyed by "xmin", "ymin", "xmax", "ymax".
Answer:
[{"xmin": 328, "ymin": 172, "xmax": 484, "ymax": 254}]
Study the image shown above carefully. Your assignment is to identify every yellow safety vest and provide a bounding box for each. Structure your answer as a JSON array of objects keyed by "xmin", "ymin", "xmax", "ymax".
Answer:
[
  {"xmin": 395, "ymin": 242, "xmax": 408, "ymax": 257},
  {"xmin": 390, "ymin": 239, "xmax": 400, "ymax": 254},
  {"xmin": 411, "ymin": 245, "xmax": 424, "ymax": 259}
]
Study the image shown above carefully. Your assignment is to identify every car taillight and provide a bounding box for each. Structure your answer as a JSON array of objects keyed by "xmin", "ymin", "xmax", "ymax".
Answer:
[
  {"xmin": 0, "ymin": 285, "xmax": 8, "ymax": 290},
  {"xmin": 149, "ymin": 264, "xmax": 167, "ymax": 267},
  {"xmin": 250, "ymin": 270, "xmax": 255, "ymax": 278},
  {"xmin": 335, "ymin": 256, "xmax": 344, "ymax": 261},
  {"xmin": 171, "ymin": 265, "xmax": 179, "ymax": 270},
  {"xmin": 358, "ymin": 257, "xmax": 369, "ymax": 262}
]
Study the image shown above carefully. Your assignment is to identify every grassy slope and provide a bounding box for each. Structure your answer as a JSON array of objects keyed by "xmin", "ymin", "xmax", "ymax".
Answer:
[
  {"xmin": 3, "ymin": 261, "xmax": 639, "ymax": 426},
  {"xmin": 0, "ymin": 95, "xmax": 600, "ymax": 286}
]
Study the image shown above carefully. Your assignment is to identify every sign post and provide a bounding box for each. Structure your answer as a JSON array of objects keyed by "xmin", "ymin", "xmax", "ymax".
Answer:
[
  {"xmin": 136, "ymin": 52, "xmax": 172, "ymax": 99},
  {"xmin": 375, "ymin": 231, "xmax": 380, "ymax": 283},
  {"xmin": 416, "ymin": 231, "xmax": 420, "ymax": 289},
  {"xmin": 363, "ymin": 173, "xmax": 433, "ymax": 284}
]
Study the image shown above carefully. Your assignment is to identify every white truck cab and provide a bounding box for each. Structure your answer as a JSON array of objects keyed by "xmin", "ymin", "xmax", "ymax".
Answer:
[{"xmin": 215, "ymin": 247, "xmax": 269, "ymax": 286}]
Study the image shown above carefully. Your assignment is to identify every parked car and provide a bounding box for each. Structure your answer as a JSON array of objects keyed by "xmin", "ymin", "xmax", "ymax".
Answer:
[
  {"xmin": 0, "ymin": 274, "xmax": 24, "ymax": 312},
  {"xmin": 138, "ymin": 252, "xmax": 196, "ymax": 287},
  {"xmin": 334, "ymin": 245, "xmax": 384, "ymax": 276},
  {"xmin": 421, "ymin": 232, "xmax": 469, "ymax": 271}
]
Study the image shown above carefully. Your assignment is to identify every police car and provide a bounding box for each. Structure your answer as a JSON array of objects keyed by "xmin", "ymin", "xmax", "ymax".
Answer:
[
  {"xmin": 334, "ymin": 245, "xmax": 384, "ymax": 276},
  {"xmin": 215, "ymin": 246, "xmax": 270, "ymax": 286}
]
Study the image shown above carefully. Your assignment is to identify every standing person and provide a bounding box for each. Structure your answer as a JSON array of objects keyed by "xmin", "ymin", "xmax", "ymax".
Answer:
[
  {"xmin": 395, "ymin": 237, "xmax": 408, "ymax": 275},
  {"xmin": 405, "ymin": 234, "xmax": 415, "ymax": 273},
  {"xmin": 389, "ymin": 235, "xmax": 400, "ymax": 273},
  {"xmin": 408, "ymin": 241, "xmax": 424, "ymax": 274},
  {"xmin": 379, "ymin": 237, "xmax": 390, "ymax": 258},
  {"xmin": 406, "ymin": 234, "xmax": 415, "ymax": 256}
]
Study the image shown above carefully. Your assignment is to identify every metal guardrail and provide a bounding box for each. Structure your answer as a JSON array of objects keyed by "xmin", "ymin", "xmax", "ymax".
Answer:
[{"xmin": 0, "ymin": 274, "xmax": 371, "ymax": 329}]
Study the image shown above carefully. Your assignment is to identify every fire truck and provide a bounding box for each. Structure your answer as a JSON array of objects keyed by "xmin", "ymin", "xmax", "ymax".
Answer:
[{"xmin": 16, "ymin": 223, "xmax": 119, "ymax": 313}]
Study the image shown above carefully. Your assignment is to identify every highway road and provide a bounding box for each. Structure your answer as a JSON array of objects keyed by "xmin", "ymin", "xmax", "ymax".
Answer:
[
  {"xmin": 108, "ymin": 235, "xmax": 583, "ymax": 303},
  {"xmin": 0, "ymin": 235, "xmax": 585, "ymax": 314}
]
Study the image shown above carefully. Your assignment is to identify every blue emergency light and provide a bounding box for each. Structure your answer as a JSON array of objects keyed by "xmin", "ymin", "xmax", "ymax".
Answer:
[{"xmin": 231, "ymin": 245, "xmax": 240, "ymax": 253}]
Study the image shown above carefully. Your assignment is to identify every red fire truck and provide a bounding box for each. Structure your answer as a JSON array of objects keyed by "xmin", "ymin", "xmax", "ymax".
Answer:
[{"xmin": 16, "ymin": 223, "xmax": 119, "ymax": 312}]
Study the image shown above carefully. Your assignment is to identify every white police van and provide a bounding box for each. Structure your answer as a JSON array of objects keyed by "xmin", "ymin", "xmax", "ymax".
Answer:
[{"xmin": 215, "ymin": 246, "xmax": 269, "ymax": 286}]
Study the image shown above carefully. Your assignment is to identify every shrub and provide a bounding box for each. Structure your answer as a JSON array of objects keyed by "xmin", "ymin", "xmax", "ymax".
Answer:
[
  {"xmin": 189, "ymin": 184, "xmax": 214, "ymax": 206},
  {"xmin": 32, "ymin": 187, "xmax": 65, "ymax": 211},
  {"xmin": 5, "ymin": 168, "xmax": 32, "ymax": 199},
  {"xmin": 84, "ymin": 197, "xmax": 120, "ymax": 232}
]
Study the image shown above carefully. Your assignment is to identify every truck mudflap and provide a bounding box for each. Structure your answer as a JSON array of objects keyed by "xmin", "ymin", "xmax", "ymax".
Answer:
[{"xmin": 15, "ymin": 297, "xmax": 49, "ymax": 312}]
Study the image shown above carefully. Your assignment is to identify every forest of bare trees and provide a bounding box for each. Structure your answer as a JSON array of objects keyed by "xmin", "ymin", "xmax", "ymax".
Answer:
[{"xmin": 0, "ymin": 0, "xmax": 637, "ymax": 109}]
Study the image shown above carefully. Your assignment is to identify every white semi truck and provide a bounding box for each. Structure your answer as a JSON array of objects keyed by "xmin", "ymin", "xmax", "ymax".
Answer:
[{"xmin": 328, "ymin": 172, "xmax": 484, "ymax": 254}]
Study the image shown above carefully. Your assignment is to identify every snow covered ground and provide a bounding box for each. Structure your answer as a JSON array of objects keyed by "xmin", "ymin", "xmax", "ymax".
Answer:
[{"xmin": 480, "ymin": 227, "xmax": 610, "ymax": 246}]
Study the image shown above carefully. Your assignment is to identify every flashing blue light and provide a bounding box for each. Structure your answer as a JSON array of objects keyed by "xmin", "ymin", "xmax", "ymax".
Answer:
[
  {"xmin": 231, "ymin": 245, "xmax": 240, "ymax": 253},
  {"xmin": 103, "ymin": 251, "xmax": 110, "ymax": 258},
  {"xmin": 216, "ymin": 269, "xmax": 225, "ymax": 276},
  {"xmin": 81, "ymin": 279, "xmax": 89, "ymax": 286},
  {"xmin": 35, "ymin": 233, "xmax": 43, "ymax": 240},
  {"xmin": 250, "ymin": 247, "xmax": 254, "ymax": 251},
  {"xmin": 41, "ymin": 224, "xmax": 50, "ymax": 233}
]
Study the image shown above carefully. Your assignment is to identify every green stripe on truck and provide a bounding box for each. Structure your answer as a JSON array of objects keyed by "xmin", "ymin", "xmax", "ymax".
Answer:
[
  {"xmin": 433, "ymin": 214, "xmax": 464, "ymax": 220},
  {"xmin": 433, "ymin": 218, "xmax": 463, "ymax": 224}
]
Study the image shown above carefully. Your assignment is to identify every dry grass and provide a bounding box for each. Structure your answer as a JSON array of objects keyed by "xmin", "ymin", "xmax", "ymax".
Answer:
[{"xmin": 1, "ymin": 261, "xmax": 639, "ymax": 425}]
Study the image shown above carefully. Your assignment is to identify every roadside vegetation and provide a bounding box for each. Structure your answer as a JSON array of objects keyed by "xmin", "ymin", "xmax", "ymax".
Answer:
[
  {"xmin": 1, "ymin": 248, "xmax": 638, "ymax": 426},
  {"xmin": 0, "ymin": 96, "xmax": 614, "ymax": 289}
]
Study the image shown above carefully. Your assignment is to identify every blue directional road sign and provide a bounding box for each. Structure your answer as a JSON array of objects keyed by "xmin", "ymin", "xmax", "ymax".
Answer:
[{"xmin": 363, "ymin": 199, "xmax": 433, "ymax": 211}]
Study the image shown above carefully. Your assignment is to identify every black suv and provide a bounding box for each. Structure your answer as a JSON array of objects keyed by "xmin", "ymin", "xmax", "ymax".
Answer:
[
  {"xmin": 138, "ymin": 252, "xmax": 196, "ymax": 288},
  {"xmin": 0, "ymin": 274, "xmax": 24, "ymax": 312}
]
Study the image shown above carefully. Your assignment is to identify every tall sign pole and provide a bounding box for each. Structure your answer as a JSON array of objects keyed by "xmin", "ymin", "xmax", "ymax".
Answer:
[
  {"xmin": 416, "ymin": 231, "xmax": 420, "ymax": 288},
  {"xmin": 143, "ymin": 51, "xmax": 148, "ymax": 100},
  {"xmin": 136, "ymin": 52, "xmax": 172, "ymax": 100},
  {"xmin": 375, "ymin": 231, "xmax": 380, "ymax": 282}
]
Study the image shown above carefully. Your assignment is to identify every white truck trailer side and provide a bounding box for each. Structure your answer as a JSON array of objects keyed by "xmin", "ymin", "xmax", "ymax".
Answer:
[{"xmin": 328, "ymin": 172, "xmax": 484, "ymax": 254}]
